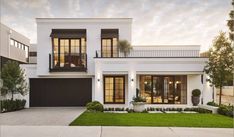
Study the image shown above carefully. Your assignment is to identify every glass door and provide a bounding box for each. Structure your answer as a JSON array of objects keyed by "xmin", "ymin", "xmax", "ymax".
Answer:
[
  {"xmin": 163, "ymin": 76, "xmax": 175, "ymax": 104},
  {"xmin": 152, "ymin": 76, "xmax": 163, "ymax": 103}
]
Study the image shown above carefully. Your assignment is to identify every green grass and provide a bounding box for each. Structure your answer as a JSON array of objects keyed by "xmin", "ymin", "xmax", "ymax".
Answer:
[{"xmin": 70, "ymin": 112, "xmax": 234, "ymax": 128}]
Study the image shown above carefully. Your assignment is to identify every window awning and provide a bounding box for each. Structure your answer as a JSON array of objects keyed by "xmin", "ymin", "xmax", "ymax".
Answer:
[
  {"xmin": 101, "ymin": 29, "xmax": 119, "ymax": 38},
  {"xmin": 50, "ymin": 29, "xmax": 86, "ymax": 38}
]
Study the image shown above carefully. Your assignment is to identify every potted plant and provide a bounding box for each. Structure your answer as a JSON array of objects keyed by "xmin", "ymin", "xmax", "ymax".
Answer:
[
  {"xmin": 117, "ymin": 40, "xmax": 132, "ymax": 57},
  {"xmin": 131, "ymin": 96, "xmax": 146, "ymax": 112},
  {"xmin": 192, "ymin": 89, "xmax": 201, "ymax": 106}
]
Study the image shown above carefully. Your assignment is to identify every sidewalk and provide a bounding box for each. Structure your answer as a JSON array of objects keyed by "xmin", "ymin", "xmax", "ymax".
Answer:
[{"xmin": 0, "ymin": 126, "xmax": 233, "ymax": 137}]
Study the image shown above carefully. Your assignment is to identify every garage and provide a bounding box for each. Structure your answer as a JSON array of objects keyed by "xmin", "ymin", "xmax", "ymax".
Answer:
[{"xmin": 29, "ymin": 78, "xmax": 92, "ymax": 107}]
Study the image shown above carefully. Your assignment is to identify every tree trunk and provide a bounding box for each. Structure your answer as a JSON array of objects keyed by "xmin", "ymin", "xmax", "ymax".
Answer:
[
  {"xmin": 11, "ymin": 91, "xmax": 14, "ymax": 100},
  {"xmin": 219, "ymin": 86, "xmax": 222, "ymax": 106}
]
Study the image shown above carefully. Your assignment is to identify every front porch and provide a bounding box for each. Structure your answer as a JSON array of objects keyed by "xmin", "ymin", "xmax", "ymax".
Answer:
[{"xmin": 94, "ymin": 73, "xmax": 207, "ymax": 108}]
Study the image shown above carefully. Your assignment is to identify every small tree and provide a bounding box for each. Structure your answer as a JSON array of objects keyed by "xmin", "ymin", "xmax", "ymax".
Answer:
[
  {"xmin": 118, "ymin": 40, "xmax": 132, "ymax": 57},
  {"xmin": 204, "ymin": 32, "xmax": 233, "ymax": 106},
  {"xmin": 1, "ymin": 61, "xmax": 28, "ymax": 100}
]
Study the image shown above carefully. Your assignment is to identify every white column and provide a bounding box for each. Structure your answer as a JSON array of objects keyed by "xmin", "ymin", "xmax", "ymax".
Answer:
[
  {"xmin": 128, "ymin": 70, "xmax": 136, "ymax": 107},
  {"xmin": 94, "ymin": 63, "xmax": 103, "ymax": 104}
]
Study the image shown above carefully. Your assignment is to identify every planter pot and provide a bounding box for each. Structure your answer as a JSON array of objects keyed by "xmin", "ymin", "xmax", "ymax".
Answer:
[
  {"xmin": 192, "ymin": 96, "xmax": 200, "ymax": 106},
  {"xmin": 132, "ymin": 102, "xmax": 145, "ymax": 112}
]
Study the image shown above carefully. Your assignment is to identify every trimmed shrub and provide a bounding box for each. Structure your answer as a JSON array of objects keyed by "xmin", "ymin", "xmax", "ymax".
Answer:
[
  {"xmin": 207, "ymin": 101, "xmax": 219, "ymax": 107},
  {"xmin": 1, "ymin": 99, "xmax": 26, "ymax": 112},
  {"xmin": 218, "ymin": 105, "xmax": 233, "ymax": 117},
  {"xmin": 192, "ymin": 89, "xmax": 201, "ymax": 96},
  {"xmin": 86, "ymin": 101, "xmax": 104, "ymax": 112}
]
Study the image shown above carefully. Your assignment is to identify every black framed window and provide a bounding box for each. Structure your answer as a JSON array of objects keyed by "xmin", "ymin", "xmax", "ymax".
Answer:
[
  {"xmin": 52, "ymin": 38, "xmax": 86, "ymax": 68},
  {"xmin": 101, "ymin": 29, "xmax": 118, "ymax": 57},
  {"xmin": 104, "ymin": 76, "xmax": 125, "ymax": 104},
  {"xmin": 140, "ymin": 75, "xmax": 187, "ymax": 104}
]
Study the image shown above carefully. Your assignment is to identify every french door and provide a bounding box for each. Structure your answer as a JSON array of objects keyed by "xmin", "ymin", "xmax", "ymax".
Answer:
[
  {"xmin": 104, "ymin": 76, "xmax": 125, "ymax": 104},
  {"xmin": 53, "ymin": 38, "xmax": 86, "ymax": 68},
  {"xmin": 140, "ymin": 75, "xmax": 187, "ymax": 104},
  {"xmin": 101, "ymin": 38, "xmax": 118, "ymax": 57}
]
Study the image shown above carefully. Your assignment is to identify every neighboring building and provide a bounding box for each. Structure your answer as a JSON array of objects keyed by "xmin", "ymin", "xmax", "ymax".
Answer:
[
  {"xmin": 21, "ymin": 18, "xmax": 213, "ymax": 108},
  {"xmin": 29, "ymin": 44, "xmax": 37, "ymax": 64},
  {"xmin": 0, "ymin": 23, "xmax": 30, "ymax": 71}
]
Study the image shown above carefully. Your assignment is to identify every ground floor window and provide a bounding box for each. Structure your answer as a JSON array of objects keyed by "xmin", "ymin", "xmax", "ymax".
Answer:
[
  {"xmin": 139, "ymin": 75, "xmax": 187, "ymax": 104},
  {"xmin": 104, "ymin": 76, "xmax": 125, "ymax": 104}
]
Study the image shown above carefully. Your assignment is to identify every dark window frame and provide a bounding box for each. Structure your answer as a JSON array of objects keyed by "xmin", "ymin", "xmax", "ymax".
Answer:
[
  {"xmin": 101, "ymin": 29, "xmax": 119, "ymax": 58},
  {"xmin": 51, "ymin": 37, "xmax": 86, "ymax": 69},
  {"xmin": 140, "ymin": 75, "xmax": 187, "ymax": 104},
  {"xmin": 103, "ymin": 75, "xmax": 125, "ymax": 104}
]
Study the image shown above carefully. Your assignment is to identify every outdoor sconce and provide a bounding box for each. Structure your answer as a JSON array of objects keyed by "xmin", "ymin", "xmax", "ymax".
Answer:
[
  {"xmin": 97, "ymin": 79, "xmax": 100, "ymax": 82},
  {"xmin": 131, "ymin": 78, "xmax": 134, "ymax": 82}
]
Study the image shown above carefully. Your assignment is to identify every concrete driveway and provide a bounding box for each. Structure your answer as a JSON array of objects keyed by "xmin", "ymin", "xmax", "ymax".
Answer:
[{"xmin": 0, "ymin": 107, "xmax": 85, "ymax": 126}]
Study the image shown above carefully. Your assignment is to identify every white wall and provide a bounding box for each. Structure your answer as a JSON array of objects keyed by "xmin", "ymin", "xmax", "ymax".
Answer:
[
  {"xmin": 19, "ymin": 64, "xmax": 37, "ymax": 108},
  {"xmin": 94, "ymin": 58, "xmax": 209, "ymax": 106},
  {"xmin": 36, "ymin": 18, "xmax": 132, "ymax": 76}
]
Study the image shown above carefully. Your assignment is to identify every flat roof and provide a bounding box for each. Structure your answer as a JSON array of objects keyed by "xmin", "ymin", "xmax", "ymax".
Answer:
[{"xmin": 36, "ymin": 18, "xmax": 132, "ymax": 23}]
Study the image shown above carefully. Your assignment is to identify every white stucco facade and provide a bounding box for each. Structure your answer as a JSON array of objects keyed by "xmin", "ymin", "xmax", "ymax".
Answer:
[{"xmin": 21, "ymin": 18, "xmax": 213, "ymax": 108}]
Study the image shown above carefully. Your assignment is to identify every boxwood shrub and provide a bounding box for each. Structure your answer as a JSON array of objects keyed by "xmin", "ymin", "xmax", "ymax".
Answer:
[
  {"xmin": 1, "ymin": 99, "xmax": 26, "ymax": 112},
  {"xmin": 218, "ymin": 105, "xmax": 233, "ymax": 117},
  {"xmin": 86, "ymin": 101, "xmax": 104, "ymax": 112}
]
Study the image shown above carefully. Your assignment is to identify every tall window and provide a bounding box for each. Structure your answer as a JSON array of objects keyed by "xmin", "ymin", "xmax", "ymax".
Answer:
[
  {"xmin": 101, "ymin": 38, "xmax": 118, "ymax": 57},
  {"xmin": 140, "ymin": 75, "xmax": 187, "ymax": 104},
  {"xmin": 101, "ymin": 29, "xmax": 118, "ymax": 57},
  {"xmin": 104, "ymin": 76, "xmax": 125, "ymax": 104}
]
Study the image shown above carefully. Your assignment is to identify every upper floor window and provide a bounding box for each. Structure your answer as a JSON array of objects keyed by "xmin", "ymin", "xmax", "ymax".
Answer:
[
  {"xmin": 50, "ymin": 29, "xmax": 87, "ymax": 71},
  {"xmin": 101, "ymin": 29, "xmax": 119, "ymax": 57}
]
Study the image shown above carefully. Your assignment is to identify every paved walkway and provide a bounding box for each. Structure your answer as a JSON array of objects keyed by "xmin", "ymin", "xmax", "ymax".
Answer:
[
  {"xmin": 0, "ymin": 126, "xmax": 233, "ymax": 137},
  {"xmin": 0, "ymin": 107, "xmax": 85, "ymax": 126}
]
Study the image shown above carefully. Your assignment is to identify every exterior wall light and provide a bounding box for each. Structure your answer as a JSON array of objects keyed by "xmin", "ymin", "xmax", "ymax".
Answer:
[
  {"xmin": 131, "ymin": 78, "xmax": 134, "ymax": 82},
  {"xmin": 97, "ymin": 79, "xmax": 100, "ymax": 82}
]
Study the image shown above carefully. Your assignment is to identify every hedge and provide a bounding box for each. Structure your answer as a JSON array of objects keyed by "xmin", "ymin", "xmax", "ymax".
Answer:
[{"xmin": 1, "ymin": 99, "xmax": 26, "ymax": 112}]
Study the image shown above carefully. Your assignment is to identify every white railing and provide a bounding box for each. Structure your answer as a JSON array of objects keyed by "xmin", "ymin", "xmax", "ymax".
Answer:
[{"xmin": 96, "ymin": 50, "xmax": 201, "ymax": 58}]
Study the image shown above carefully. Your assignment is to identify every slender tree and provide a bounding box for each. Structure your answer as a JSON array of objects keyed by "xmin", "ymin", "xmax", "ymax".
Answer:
[
  {"xmin": 204, "ymin": 32, "xmax": 233, "ymax": 105},
  {"xmin": 118, "ymin": 40, "xmax": 132, "ymax": 57},
  {"xmin": 1, "ymin": 61, "xmax": 28, "ymax": 100},
  {"xmin": 227, "ymin": 0, "xmax": 234, "ymax": 41}
]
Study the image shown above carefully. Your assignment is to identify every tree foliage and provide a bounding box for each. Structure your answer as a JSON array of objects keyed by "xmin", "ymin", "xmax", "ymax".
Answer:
[
  {"xmin": 227, "ymin": 0, "xmax": 234, "ymax": 41},
  {"xmin": 1, "ymin": 61, "xmax": 28, "ymax": 100},
  {"xmin": 118, "ymin": 40, "xmax": 132, "ymax": 57},
  {"xmin": 204, "ymin": 32, "xmax": 233, "ymax": 105}
]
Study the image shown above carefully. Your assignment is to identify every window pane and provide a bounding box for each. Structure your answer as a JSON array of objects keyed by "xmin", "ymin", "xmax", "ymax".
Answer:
[
  {"xmin": 140, "ymin": 76, "xmax": 152, "ymax": 104},
  {"xmin": 10, "ymin": 39, "xmax": 14, "ymax": 46}
]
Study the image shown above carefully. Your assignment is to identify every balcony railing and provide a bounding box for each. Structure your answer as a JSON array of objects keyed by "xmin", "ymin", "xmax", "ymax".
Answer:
[
  {"xmin": 49, "ymin": 53, "xmax": 87, "ymax": 72},
  {"xmin": 95, "ymin": 50, "xmax": 201, "ymax": 58}
]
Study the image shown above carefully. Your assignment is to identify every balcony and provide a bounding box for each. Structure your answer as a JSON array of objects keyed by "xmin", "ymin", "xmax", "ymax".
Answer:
[
  {"xmin": 95, "ymin": 50, "xmax": 202, "ymax": 58},
  {"xmin": 49, "ymin": 53, "xmax": 87, "ymax": 72}
]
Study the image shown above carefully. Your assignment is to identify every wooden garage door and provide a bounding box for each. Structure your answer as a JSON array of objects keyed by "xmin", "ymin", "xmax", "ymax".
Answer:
[{"xmin": 30, "ymin": 78, "xmax": 92, "ymax": 107}]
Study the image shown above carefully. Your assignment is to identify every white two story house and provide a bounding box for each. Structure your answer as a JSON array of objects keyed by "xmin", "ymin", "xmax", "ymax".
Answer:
[{"xmin": 21, "ymin": 18, "xmax": 213, "ymax": 108}]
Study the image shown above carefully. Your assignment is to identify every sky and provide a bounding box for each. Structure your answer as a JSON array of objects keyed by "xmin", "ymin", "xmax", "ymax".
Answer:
[{"xmin": 0, "ymin": 0, "xmax": 233, "ymax": 51}]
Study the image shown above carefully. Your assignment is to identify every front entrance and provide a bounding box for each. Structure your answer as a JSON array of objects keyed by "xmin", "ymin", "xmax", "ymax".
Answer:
[
  {"xmin": 139, "ymin": 75, "xmax": 187, "ymax": 104},
  {"xmin": 103, "ymin": 76, "xmax": 125, "ymax": 104}
]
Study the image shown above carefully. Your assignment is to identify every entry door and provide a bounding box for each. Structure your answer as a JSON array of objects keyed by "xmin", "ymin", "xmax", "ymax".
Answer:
[{"xmin": 104, "ymin": 76, "xmax": 125, "ymax": 104}]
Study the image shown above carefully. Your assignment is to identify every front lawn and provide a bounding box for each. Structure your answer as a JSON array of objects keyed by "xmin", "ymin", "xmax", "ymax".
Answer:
[{"xmin": 70, "ymin": 112, "xmax": 233, "ymax": 128}]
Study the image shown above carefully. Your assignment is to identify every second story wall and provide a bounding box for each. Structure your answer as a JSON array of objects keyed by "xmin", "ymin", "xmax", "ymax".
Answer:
[
  {"xmin": 36, "ymin": 18, "xmax": 132, "ymax": 76},
  {"xmin": 0, "ymin": 23, "xmax": 30, "ymax": 63}
]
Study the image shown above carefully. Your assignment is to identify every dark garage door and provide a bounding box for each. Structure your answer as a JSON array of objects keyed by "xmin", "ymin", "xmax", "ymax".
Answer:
[{"xmin": 30, "ymin": 78, "xmax": 92, "ymax": 107}]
